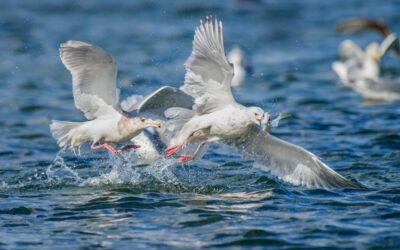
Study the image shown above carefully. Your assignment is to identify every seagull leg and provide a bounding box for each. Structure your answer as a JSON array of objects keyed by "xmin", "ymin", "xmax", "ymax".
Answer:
[
  {"xmin": 117, "ymin": 145, "xmax": 141, "ymax": 153},
  {"xmin": 179, "ymin": 140, "xmax": 208, "ymax": 163},
  {"xmin": 165, "ymin": 131, "xmax": 196, "ymax": 156},
  {"xmin": 165, "ymin": 144, "xmax": 183, "ymax": 156},
  {"xmin": 91, "ymin": 143, "xmax": 118, "ymax": 154}
]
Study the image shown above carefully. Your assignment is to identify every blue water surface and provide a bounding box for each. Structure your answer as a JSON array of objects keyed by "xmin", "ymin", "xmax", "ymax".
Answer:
[{"xmin": 0, "ymin": 0, "xmax": 400, "ymax": 248}]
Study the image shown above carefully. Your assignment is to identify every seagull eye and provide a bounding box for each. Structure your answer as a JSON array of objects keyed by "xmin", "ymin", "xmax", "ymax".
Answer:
[
  {"xmin": 140, "ymin": 117, "xmax": 146, "ymax": 122},
  {"xmin": 254, "ymin": 113, "xmax": 259, "ymax": 116}
]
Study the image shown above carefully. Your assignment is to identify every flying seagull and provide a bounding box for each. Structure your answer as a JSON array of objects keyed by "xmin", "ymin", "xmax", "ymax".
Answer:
[
  {"xmin": 164, "ymin": 16, "xmax": 266, "ymax": 163},
  {"xmin": 158, "ymin": 16, "xmax": 363, "ymax": 189},
  {"xmin": 50, "ymin": 40, "xmax": 161, "ymax": 154},
  {"xmin": 124, "ymin": 85, "xmax": 363, "ymax": 189}
]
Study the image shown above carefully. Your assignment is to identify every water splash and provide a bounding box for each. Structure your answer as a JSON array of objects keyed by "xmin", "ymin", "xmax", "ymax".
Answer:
[{"xmin": 46, "ymin": 150, "xmax": 82, "ymax": 184}]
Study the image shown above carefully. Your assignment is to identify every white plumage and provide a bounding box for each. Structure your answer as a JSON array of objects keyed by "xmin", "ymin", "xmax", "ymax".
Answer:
[
  {"xmin": 159, "ymin": 16, "xmax": 364, "ymax": 189},
  {"xmin": 164, "ymin": 16, "xmax": 267, "ymax": 162},
  {"xmin": 50, "ymin": 40, "xmax": 161, "ymax": 154}
]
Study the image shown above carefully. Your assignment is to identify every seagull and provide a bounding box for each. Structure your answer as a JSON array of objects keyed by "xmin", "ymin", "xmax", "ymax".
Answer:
[
  {"xmin": 333, "ymin": 40, "xmax": 400, "ymax": 101},
  {"xmin": 227, "ymin": 45, "xmax": 253, "ymax": 87},
  {"xmin": 160, "ymin": 16, "xmax": 363, "ymax": 189},
  {"xmin": 164, "ymin": 16, "xmax": 267, "ymax": 163},
  {"xmin": 50, "ymin": 40, "xmax": 162, "ymax": 155},
  {"xmin": 128, "ymin": 84, "xmax": 363, "ymax": 189},
  {"xmin": 336, "ymin": 18, "xmax": 400, "ymax": 57},
  {"xmin": 334, "ymin": 41, "xmax": 381, "ymax": 81}
]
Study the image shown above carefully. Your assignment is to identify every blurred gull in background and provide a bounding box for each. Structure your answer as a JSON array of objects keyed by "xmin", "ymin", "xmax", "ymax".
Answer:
[
  {"xmin": 336, "ymin": 18, "xmax": 400, "ymax": 57},
  {"xmin": 333, "ymin": 19, "xmax": 400, "ymax": 101},
  {"xmin": 227, "ymin": 45, "xmax": 253, "ymax": 87}
]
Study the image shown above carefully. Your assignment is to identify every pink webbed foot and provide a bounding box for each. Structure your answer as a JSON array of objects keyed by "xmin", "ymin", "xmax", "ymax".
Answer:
[
  {"xmin": 178, "ymin": 155, "xmax": 194, "ymax": 163},
  {"xmin": 165, "ymin": 145, "xmax": 181, "ymax": 156},
  {"xmin": 117, "ymin": 145, "xmax": 140, "ymax": 153}
]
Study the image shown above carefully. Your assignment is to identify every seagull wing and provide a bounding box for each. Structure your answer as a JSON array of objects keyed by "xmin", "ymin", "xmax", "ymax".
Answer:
[
  {"xmin": 380, "ymin": 33, "xmax": 400, "ymax": 56},
  {"xmin": 123, "ymin": 86, "xmax": 194, "ymax": 118},
  {"xmin": 60, "ymin": 40, "xmax": 120, "ymax": 120},
  {"xmin": 181, "ymin": 16, "xmax": 235, "ymax": 114},
  {"xmin": 126, "ymin": 86, "xmax": 196, "ymax": 163},
  {"xmin": 233, "ymin": 126, "xmax": 364, "ymax": 189},
  {"xmin": 338, "ymin": 40, "xmax": 364, "ymax": 63},
  {"xmin": 336, "ymin": 18, "xmax": 392, "ymax": 37}
]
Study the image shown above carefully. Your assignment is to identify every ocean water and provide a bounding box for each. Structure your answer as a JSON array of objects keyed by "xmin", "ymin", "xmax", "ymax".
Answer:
[{"xmin": 1, "ymin": 0, "xmax": 400, "ymax": 248}]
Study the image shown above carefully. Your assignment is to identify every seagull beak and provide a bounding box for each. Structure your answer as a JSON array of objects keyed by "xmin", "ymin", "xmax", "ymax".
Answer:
[
  {"xmin": 149, "ymin": 121, "xmax": 162, "ymax": 128},
  {"xmin": 373, "ymin": 51, "xmax": 381, "ymax": 61},
  {"xmin": 256, "ymin": 118, "xmax": 261, "ymax": 125}
]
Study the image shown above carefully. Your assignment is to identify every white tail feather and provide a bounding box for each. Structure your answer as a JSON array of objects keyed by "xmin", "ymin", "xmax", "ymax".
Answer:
[{"xmin": 50, "ymin": 120, "xmax": 83, "ymax": 151}]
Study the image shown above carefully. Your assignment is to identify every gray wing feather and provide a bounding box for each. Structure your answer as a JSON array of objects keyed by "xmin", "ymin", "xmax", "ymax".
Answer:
[
  {"xmin": 124, "ymin": 86, "xmax": 194, "ymax": 118},
  {"xmin": 128, "ymin": 86, "xmax": 195, "ymax": 162},
  {"xmin": 233, "ymin": 126, "xmax": 364, "ymax": 189}
]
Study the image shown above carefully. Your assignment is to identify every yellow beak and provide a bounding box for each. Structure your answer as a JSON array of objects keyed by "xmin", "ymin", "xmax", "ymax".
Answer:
[
  {"xmin": 373, "ymin": 51, "xmax": 381, "ymax": 61},
  {"xmin": 149, "ymin": 121, "xmax": 162, "ymax": 128}
]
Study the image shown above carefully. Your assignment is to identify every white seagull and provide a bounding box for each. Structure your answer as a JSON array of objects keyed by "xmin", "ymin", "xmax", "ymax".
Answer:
[
  {"xmin": 164, "ymin": 16, "xmax": 266, "ymax": 163},
  {"xmin": 50, "ymin": 40, "xmax": 161, "ymax": 155},
  {"xmin": 333, "ymin": 41, "xmax": 381, "ymax": 82},
  {"xmin": 161, "ymin": 16, "xmax": 363, "ymax": 189}
]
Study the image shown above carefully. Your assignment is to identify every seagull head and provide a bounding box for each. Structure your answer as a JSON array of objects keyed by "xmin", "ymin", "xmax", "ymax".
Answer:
[
  {"xmin": 134, "ymin": 117, "xmax": 162, "ymax": 129},
  {"xmin": 247, "ymin": 107, "xmax": 266, "ymax": 126},
  {"xmin": 363, "ymin": 42, "xmax": 381, "ymax": 79}
]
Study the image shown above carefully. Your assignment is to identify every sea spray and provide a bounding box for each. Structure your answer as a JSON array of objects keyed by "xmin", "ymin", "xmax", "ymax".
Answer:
[{"xmin": 46, "ymin": 150, "xmax": 82, "ymax": 184}]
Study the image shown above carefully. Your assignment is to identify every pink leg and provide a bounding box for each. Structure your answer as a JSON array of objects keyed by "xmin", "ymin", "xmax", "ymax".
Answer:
[
  {"xmin": 165, "ymin": 144, "xmax": 183, "ymax": 156},
  {"xmin": 117, "ymin": 145, "xmax": 140, "ymax": 153},
  {"xmin": 91, "ymin": 143, "xmax": 118, "ymax": 154},
  {"xmin": 165, "ymin": 131, "xmax": 196, "ymax": 156},
  {"xmin": 179, "ymin": 140, "xmax": 208, "ymax": 163}
]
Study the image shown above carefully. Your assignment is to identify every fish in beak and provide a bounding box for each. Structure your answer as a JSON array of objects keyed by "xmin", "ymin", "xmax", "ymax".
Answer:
[
  {"xmin": 260, "ymin": 112, "xmax": 271, "ymax": 133},
  {"xmin": 270, "ymin": 112, "xmax": 290, "ymax": 129},
  {"xmin": 262, "ymin": 112, "xmax": 290, "ymax": 133}
]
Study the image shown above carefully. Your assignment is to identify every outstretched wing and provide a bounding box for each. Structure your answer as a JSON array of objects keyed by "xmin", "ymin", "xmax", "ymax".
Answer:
[
  {"xmin": 60, "ymin": 40, "xmax": 120, "ymax": 119},
  {"xmin": 338, "ymin": 40, "xmax": 364, "ymax": 63},
  {"xmin": 336, "ymin": 18, "xmax": 392, "ymax": 37},
  {"xmin": 123, "ymin": 86, "xmax": 194, "ymax": 118},
  {"xmin": 181, "ymin": 16, "xmax": 235, "ymax": 114},
  {"xmin": 380, "ymin": 33, "xmax": 400, "ymax": 56},
  {"xmin": 233, "ymin": 126, "xmax": 364, "ymax": 189}
]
